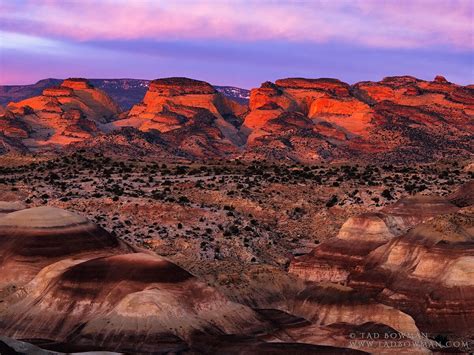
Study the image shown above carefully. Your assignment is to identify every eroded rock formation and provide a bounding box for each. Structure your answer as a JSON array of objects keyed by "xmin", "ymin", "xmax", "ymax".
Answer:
[
  {"xmin": 0, "ymin": 206, "xmax": 133, "ymax": 292},
  {"xmin": 2, "ymin": 181, "xmax": 472, "ymax": 353},
  {"xmin": 109, "ymin": 77, "xmax": 246, "ymax": 158},
  {"xmin": 0, "ymin": 205, "xmax": 440, "ymax": 353},
  {"xmin": 289, "ymin": 187, "xmax": 473, "ymax": 350},
  {"xmin": 0, "ymin": 206, "xmax": 272, "ymax": 352},
  {"xmin": 289, "ymin": 195, "xmax": 459, "ymax": 283},
  {"xmin": 242, "ymin": 75, "xmax": 474, "ymax": 163},
  {"xmin": 0, "ymin": 78, "xmax": 120, "ymax": 151},
  {"xmin": 1, "ymin": 75, "xmax": 472, "ymax": 162},
  {"xmin": 1, "ymin": 206, "xmax": 380, "ymax": 353},
  {"xmin": 349, "ymin": 207, "xmax": 474, "ymax": 337}
]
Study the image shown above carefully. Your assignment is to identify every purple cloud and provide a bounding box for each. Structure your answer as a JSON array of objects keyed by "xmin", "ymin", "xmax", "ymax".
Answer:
[
  {"xmin": 1, "ymin": 0, "xmax": 473, "ymax": 49},
  {"xmin": 0, "ymin": 1, "xmax": 472, "ymax": 86}
]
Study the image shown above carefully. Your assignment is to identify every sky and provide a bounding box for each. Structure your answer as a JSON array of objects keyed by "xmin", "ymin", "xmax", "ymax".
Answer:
[{"xmin": 0, "ymin": 0, "xmax": 473, "ymax": 88}]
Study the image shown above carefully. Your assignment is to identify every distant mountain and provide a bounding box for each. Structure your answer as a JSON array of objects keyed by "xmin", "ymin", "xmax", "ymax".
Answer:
[
  {"xmin": 0, "ymin": 78, "xmax": 63, "ymax": 107},
  {"xmin": 214, "ymin": 86, "xmax": 250, "ymax": 104},
  {"xmin": 89, "ymin": 79, "xmax": 150, "ymax": 110},
  {"xmin": 0, "ymin": 79, "xmax": 250, "ymax": 110}
]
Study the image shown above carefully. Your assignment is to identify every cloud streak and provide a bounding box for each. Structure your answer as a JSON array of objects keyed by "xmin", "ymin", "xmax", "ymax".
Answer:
[
  {"xmin": 1, "ymin": 1, "xmax": 472, "ymax": 86},
  {"xmin": 1, "ymin": 0, "xmax": 473, "ymax": 50}
]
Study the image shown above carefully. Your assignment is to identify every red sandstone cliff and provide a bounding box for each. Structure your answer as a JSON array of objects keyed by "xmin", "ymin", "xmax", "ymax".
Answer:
[
  {"xmin": 0, "ymin": 78, "xmax": 120, "ymax": 152},
  {"xmin": 1, "ymin": 75, "xmax": 472, "ymax": 161}
]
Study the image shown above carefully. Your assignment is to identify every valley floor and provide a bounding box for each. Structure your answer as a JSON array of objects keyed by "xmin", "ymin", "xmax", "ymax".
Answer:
[{"xmin": 0, "ymin": 153, "xmax": 471, "ymax": 279}]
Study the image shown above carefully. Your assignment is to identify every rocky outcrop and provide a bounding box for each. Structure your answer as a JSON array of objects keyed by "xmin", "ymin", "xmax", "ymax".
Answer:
[
  {"xmin": 0, "ymin": 75, "xmax": 472, "ymax": 162},
  {"xmin": 243, "ymin": 78, "xmax": 355, "ymax": 131},
  {"xmin": 61, "ymin": 78, "xmax": 94, "ymax": 90},
  {"xmin": 146, "ymin": 77, "xmax": 217, "ymax": 96},
  {"xmin": 241, "ymin": 78, "xmax": 366, "ymax": 163},
  {"xmin": 242, "ymin": 75, "xmax": 473, "ymax": 163},
  {"xmin": 42, "ymin": 86, "xmax": 74, "ymax": 97},
  {"xmin": 0, "ymin": 78, "xmax": 120, "ymax": 151},
  {"xmin": 109, "ymin": 77, "xmax": 246, "ymax": 158},
  {"xmin": 434, "ymin": 75, "xmax": 448, "ymax": 83}
]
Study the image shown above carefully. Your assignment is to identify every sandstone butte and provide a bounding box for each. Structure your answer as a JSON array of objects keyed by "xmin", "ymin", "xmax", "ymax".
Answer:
[
  {"xmin": 106, "ymin": 77, "xmax": 247, "ymax": 158},
  {"xmin": 0, "ymin": 78, "xmax": 120, "ymax": 152},
  {"xmin": 241, "ymin": 75, "xmax": 473, "ymax": 162},
  {"xmin": 0, "ymin": 75, "xmax": 472, "ymax": 162}
]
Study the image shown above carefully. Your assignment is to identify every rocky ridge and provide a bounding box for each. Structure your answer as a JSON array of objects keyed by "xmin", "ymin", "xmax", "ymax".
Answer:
[
  {"xmin": 242, "ymin": 76, "xmax": 473, "ymax": 162},
  {"xmin": 0, "ymin": 78, "xmax": 250, "ymax": 110},
  {"xmin": 0, "ymin": 78, "xmax": 120, "ymax": 152},
  {"xmin": 0, "ymin": 75, "xmax": 472, "ymax": 162},
  {"xmin": 107, "ymin": 77, "xmax": 247, "ymax": 158}
]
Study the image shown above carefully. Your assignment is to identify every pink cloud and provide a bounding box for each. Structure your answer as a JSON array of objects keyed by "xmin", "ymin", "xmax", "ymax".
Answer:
[{"xmin": 1, "ymin": 0, "xmax": 473, "ymax": 49}]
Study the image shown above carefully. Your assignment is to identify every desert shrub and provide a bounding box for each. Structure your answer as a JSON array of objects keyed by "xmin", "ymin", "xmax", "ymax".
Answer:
[
  {"xmin": 326, "ymin": 195, "xmax": 338, "ymax": 208},
  {"xmin": 381, "ymin": 189, "xmax": 394, "ymax": 200}
]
